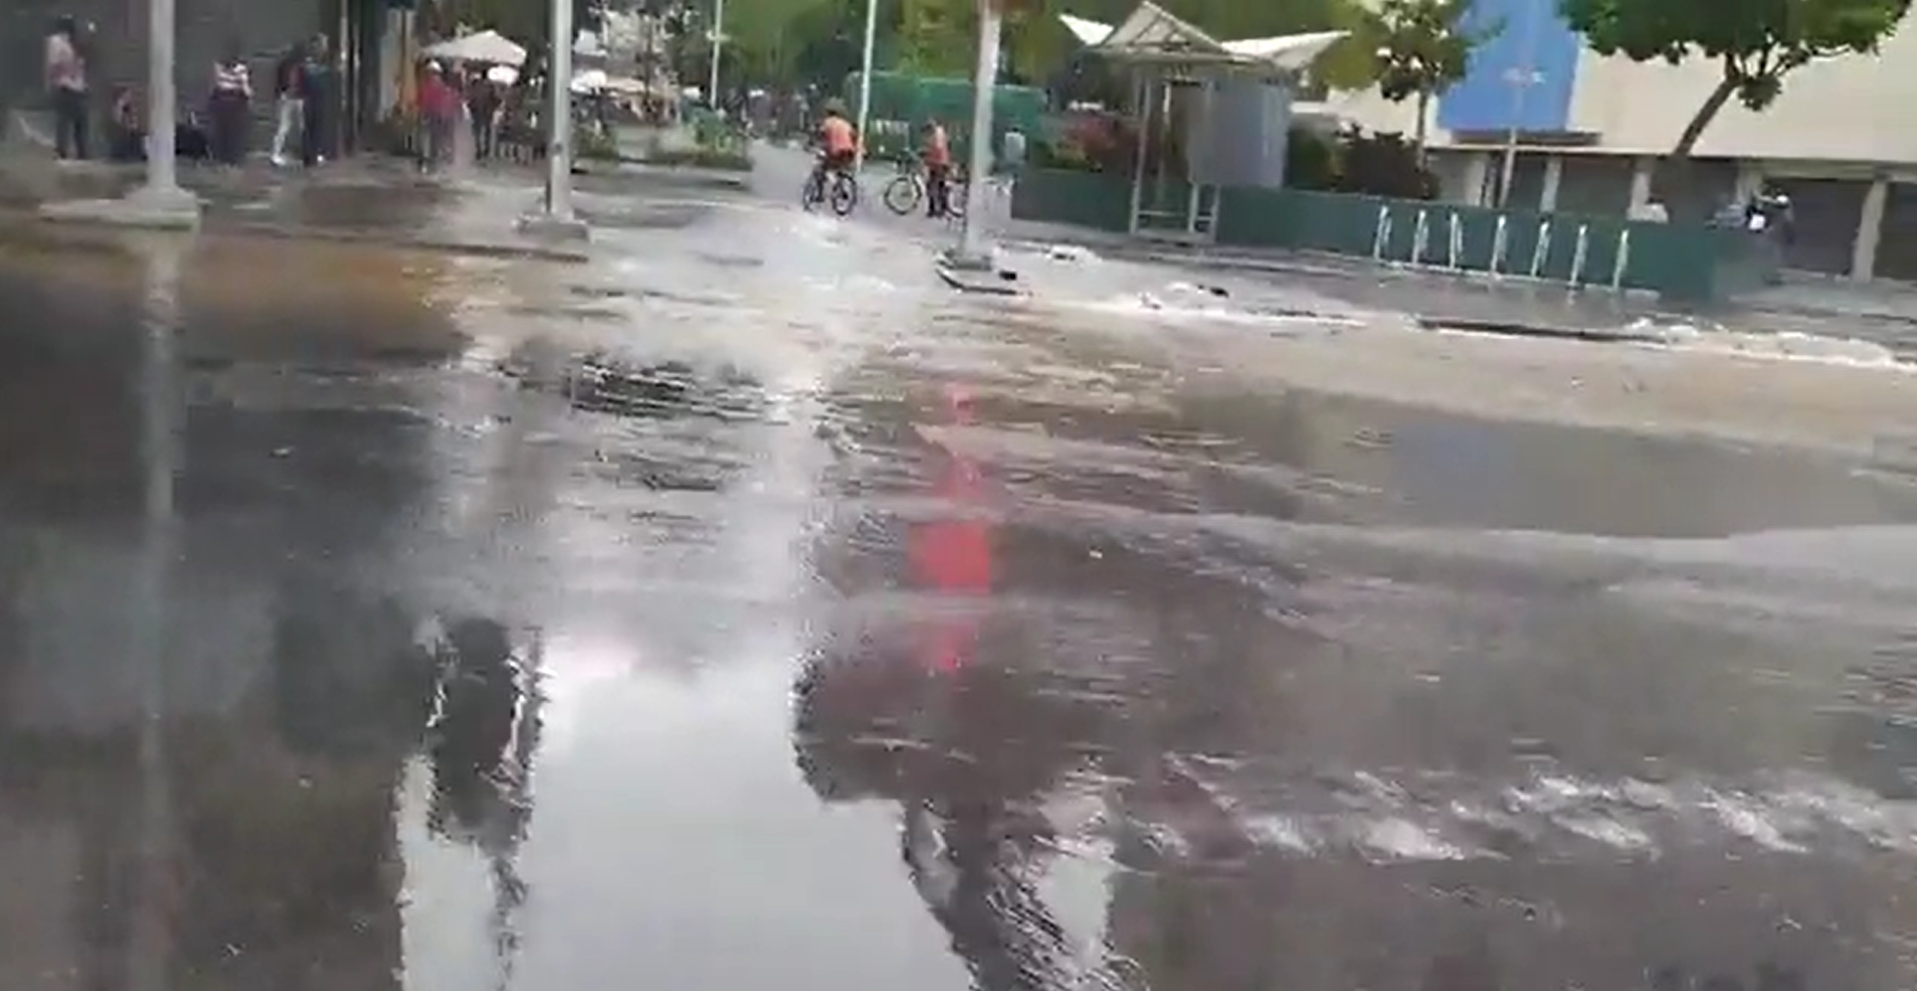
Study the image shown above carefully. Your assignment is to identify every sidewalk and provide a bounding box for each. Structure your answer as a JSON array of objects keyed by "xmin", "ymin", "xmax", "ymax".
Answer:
[
  {"xmin": 996, "ymin": 218, "xmax": 1674, "ymax": 341},
  {"xmin": 999, "ymin": 218, "xmax": 1917, "ymax": 345},
  {"xmin": 0, "ymin": 153, "xmax": 588, "ymax": 261}
]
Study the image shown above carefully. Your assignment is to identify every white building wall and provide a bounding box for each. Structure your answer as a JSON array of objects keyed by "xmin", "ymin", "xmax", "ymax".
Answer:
[
  {"xmin": 1326, "ymin": 19, "xmax": 1917, "ymax": 167},
  {"xmin": 1566, "ymin": 25, "xmax": 1917, "ymax": 163}
]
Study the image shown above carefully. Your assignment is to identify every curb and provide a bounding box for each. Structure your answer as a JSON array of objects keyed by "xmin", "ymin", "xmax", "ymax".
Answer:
[
  {"xmin": 1414, "ymin": 315, "xmax": 1666, "ymax": 344},
  {"xmin": 1, "ymin": 209, "xmax": 590, "ymax": 263}
]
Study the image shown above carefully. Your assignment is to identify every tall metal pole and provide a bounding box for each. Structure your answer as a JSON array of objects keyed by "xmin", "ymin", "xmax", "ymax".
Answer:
[
  {"xmin": 547, "ymin": 0, "xmax": 577, "ymax": 219},
  {"xmin": 1495, "ymin": 0, "xmax": 1541, "ymax": 207},
  {"xmin": 708, "ymin": 0, "xmax": 725, "ymax": 106},
  {"xmin": 951, "ymin": 0, "xmax": 1001, "ymax": 266},
  {"xmin": 853, "ymin": 0, "xmax": 879, "ymax": 172},
  {"xmin": 143, "ymin": 0, "xmax": 183, "ymax": 198}
]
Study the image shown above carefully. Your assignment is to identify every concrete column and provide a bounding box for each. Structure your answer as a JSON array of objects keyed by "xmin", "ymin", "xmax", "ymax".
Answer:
[
  {"xmin": 1852, "ymin": 175, "xmax": 1888, "ymax": 282},
  {"xmin": 1539, "ymin": 153, "xmax": 1563, "ymax": 212},
  {"xmin": 1628, "ymin": 155, "xmax": 1655, "ymax": 210},
  {"xmin": 1459, "ymin": 151, "xmax": 1491, "ymax": 206}
]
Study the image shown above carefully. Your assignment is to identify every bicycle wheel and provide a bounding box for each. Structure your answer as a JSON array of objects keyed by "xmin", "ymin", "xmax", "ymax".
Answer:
[
  {"xmin": 830, "ymin": 173, "xmax": 859, "ymax": 216},
  {"xmin": 945, "ymin": 181, "xmax": 968, "ymax": 221},
  {"xmin": 801, "ymin": 172, "xmax": 824, "ymax": 211},
  {"xmin": 882, "ymin": 174, "xmax": 922, "ymax": 215}
]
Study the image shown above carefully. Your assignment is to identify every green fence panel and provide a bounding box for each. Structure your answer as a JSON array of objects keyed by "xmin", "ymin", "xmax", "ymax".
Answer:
[
  {"xmin": 1214, "ymin": 187, "xmax": 1298, "ymax": 246},
  {"xmin": 1009, "ymin": 169, "xmax": 1132, "ymax": 233},
  {"xmin": 1008, "ymin": 171, "xmax": 1739, "ymax": 301}
]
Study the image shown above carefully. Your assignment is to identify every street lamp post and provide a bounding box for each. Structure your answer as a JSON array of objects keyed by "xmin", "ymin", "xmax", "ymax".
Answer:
[
  {"xmin": 853, "ymin": 0, "xmax": 879, "ymax": 173},
  {"xmin": 708, "ymin": 0, "xmax": 726, "ymax": 105},
  {"xmin": 1494, "ymin": 0, "xmax": 1542, "ymax": 206},
  {"xmin": 139, "ymin": 2, "xmax": 190, "ymax": 210},
  {"xmin": 520, "ymin": 0, "xmax": 588, "ymax": 237},
  {"xmin": 948, "ymin": 0, "xmax": 1003, "ymax": 269}
]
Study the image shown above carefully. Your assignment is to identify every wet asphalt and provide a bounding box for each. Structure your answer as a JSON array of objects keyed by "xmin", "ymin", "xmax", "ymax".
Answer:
[{"xmin": 3, "ymin": 160, "xmax": 1917, "ymax": 991}]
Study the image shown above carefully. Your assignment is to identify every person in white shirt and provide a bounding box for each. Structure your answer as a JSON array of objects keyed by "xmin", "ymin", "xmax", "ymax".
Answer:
[
  {"xmin": 44, "ymin": 16, "xmax": 88, "ymax": 160},
  {"xmin": 208, "ymin": 41, "xmax": 253, "ymax": 166}
]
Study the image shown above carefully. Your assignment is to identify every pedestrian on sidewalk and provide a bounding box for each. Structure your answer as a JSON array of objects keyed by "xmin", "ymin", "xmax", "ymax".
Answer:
[
  {"xmin": 418, "ymin": 61, "xmax": 455, "ymax": 171},
  {"xmin": 270, "ymin": 43, "xmax": 305, "ymax": 166},
  {"xmin": 467, "ymin": 69, "xmax": 502, "ymax": 161},
  {"xmin": 106, "ymin": 84, "xmax": 146, "ymax": 162},
  {"xmin": 299, "ymin": 34, "xmax": 332, "ymax": 167},
  {"xmin": 921, "ymin": 118, "xmax": 952, "ymax": 219},
  {"xmin": 208, "ymin": 41, "xmax": 253, "ymax": 166},
  {"xmin": 44, "ymin": 15, "xmax": 89, "ymax": 160}
]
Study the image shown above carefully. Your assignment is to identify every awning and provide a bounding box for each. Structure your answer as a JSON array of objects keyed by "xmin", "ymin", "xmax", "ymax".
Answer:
[
  {"xmin": 421, "ymin": 29, "xmax": 527, "ymax": 67},
  {"xmin": 1061, "ymin": 2, "xmax": 1346, "ymax": 71}
]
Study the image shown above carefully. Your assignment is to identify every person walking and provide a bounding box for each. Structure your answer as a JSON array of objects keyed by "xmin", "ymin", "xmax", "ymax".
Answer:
[
  {"xmin": 467, "ymin": 69, "xmax": 501, "ymax": 161},
  {"xmin": 417, "ymin": 62, "xmax": 455, "ymax": 171},
  {"xmin": 269, "ymin": 43, "xmax": 305, "ymax": 166},
  {"xmin": 920, "ymin": 118, "xmax": 952, "ymax": 219},
  {"xmin": 208, "ymin": 42, "xmax": 253, "ymax": 166},
  {"xmin": 44, "ymin": 15, "xmax": 89, "ymax": 160},
  {"xmin": 298, "ymin": 34, "xmax": 332, "ymax": 166}
]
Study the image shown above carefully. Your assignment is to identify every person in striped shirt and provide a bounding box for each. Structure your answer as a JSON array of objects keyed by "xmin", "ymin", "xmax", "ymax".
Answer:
[{"xmin": 208, "ymin": 41, "xmax": 253, "ymax": 166}]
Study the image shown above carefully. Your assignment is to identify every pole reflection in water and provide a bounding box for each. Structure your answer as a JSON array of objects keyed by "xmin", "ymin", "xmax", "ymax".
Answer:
[{"xmin": 130, "ymin": 238, "xmax": 185, "ymax": 991}]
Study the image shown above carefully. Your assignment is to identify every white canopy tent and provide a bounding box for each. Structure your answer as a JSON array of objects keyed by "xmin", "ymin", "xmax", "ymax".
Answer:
[
  {"xmin": 422, "ymin": 29, "xmax": 528, "ymax": 67},
  {"xmin": 1059, "ymin": 2, "xmax": 1348, "ymax": 242}
]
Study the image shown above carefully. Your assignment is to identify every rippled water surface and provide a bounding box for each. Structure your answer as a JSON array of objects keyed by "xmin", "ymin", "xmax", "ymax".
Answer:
[{"xmin": 3, "ymin": 184, "xmax": 1917, "ymax": 991}]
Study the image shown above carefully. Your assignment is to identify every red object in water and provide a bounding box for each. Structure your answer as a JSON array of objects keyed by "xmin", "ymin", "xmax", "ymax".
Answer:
[{"xmin": 907, "ymin": 383, "xmax": 993, "ymax": 672}]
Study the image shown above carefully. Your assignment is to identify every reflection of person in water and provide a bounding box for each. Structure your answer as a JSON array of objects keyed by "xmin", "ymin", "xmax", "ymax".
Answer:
[
  {"xmin": 266, "ymin": 598, "xmax": 540, "ymax": 984},
  {"xmin": 793, "ymin": 381, "xmax": 1108, "ymax": 989},
  {"xmin": 793, "ymin": 642, "xmax": 1096, "ymax": 990}
]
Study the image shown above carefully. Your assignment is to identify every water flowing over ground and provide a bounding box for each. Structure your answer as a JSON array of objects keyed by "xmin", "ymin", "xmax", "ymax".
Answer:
[{"xmin": 3, "ymin": 166, "xmax": 1917, "ymax": 991}]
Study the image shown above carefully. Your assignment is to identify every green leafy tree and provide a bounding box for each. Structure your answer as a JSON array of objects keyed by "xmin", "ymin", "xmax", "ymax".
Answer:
[
  {"xmin": 1560, "ymin": 0, "xmax": 1912, "ymax": 161},
  {"xmin": 1371, "ymin": 0, "xmax": 1495, "ymax": 154}
]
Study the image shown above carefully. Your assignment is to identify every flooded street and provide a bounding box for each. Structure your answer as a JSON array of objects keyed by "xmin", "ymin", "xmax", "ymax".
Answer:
[{"xmin": 4, "ymin": 181, "xmax": 1917, "ymax": 991}]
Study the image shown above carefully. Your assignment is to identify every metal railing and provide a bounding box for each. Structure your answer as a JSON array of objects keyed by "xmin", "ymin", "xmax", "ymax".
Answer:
[{"xmin": 1370, "ymin": 204, "xmax": 1636, "ymax": 292}]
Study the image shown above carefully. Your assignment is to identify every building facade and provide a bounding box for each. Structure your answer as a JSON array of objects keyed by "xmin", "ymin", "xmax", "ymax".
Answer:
[{"xmin": 1327, "ymin": 0, "xmax": 1917, "ymax": 282}]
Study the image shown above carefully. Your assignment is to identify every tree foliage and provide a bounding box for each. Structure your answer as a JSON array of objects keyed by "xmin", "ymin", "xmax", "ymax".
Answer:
[
  {"xmin": 1560, "ymin": 0, "xmax": 1912, "ymax": 156},
  {"xmin": 1370, "ymin": 0, "xmax": 1493, "ymax": 150},
  {"xmin": 1372, "ymin": 0, "xmax": 1484, "ymax": 102}
]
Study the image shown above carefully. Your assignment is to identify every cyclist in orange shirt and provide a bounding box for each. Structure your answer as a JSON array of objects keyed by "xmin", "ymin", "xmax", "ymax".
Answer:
[{"xmin": 813, "ymin": 101, "xmax": 857, "ymax": 185}]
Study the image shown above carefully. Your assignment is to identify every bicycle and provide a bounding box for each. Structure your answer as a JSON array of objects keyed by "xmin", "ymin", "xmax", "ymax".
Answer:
[
  {"xmin": 802, "ymin": 161, "xmax": 859, "ymax": 216},
  {"xmin": 883, "ymin": 159, "xmax": 966, "ymax": 221}
]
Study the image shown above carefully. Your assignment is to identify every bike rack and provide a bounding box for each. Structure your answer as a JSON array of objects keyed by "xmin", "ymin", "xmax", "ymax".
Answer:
[
  {"xmin": 1529, "ymin": 220, "xmax": 1552, "ymax": 280},
  {"xmin": 1446, "ymin": 213, "xmax": 1464, "ymax": 271},
  {"xmin": 1409, "ymin": 209, "xmax": 1430, "ymax": 267},
  {"xmin": 1371, "ymin": 205, "xmax": 1393, "ymax": 263},
  {"xmin": 1489, "ymin": 215, "xmax": 1508, "ymax": 277},
  {"xmin": 1610, "ymin": 229, "xmax": 1632, "ymax": 291},
  {"xmin": 1568, "ymin": 223, "xmax": 1590, "ymax": 287}
]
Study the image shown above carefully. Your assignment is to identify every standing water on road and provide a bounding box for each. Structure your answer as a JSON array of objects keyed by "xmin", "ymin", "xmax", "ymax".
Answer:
[{"xmin": 3, "ymin": 196, "xmax": 1917, "ymax": 991}]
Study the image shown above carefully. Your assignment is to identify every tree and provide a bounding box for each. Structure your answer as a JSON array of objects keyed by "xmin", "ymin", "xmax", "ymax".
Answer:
[
  {"xmin": 1371, "ymin": 0, "xmax": 1493, "ymax": 154},
  {"xmin": 1560, "ymin": 0, "xmax": 1912, "ymax": 163}
]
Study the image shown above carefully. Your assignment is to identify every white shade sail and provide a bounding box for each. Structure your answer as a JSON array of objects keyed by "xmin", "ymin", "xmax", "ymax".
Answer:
[
  {"xmin": 422, "ymin": 30, "xmax": 528, "ymax": 67},
  {"xmin": 1060, "ymin": 2, "xmax": 1347, "ymax": 71}
]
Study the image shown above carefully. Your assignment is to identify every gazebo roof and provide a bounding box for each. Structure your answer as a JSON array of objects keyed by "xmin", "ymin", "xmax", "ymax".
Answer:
[{"xmin": 1061, "ymin": 2, "xmax": 1347, "ymax": 71}]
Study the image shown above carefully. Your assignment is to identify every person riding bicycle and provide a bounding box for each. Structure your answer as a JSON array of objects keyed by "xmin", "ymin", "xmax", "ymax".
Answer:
[
  {"xmin": 812, "ymin": 100, "xmax": 858, "ymax": 186},
  {"xmin": 920, "ymin": 118, "xmax": 953, "ymax": 219}
]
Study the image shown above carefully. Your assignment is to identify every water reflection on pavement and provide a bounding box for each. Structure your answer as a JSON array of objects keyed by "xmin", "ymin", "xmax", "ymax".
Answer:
[{"xmin": 2, "ymin": 197, "xmax": 1916, "ymax": 991}]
